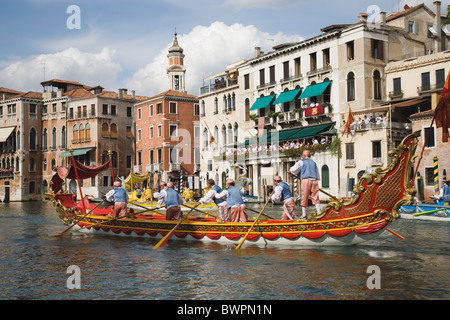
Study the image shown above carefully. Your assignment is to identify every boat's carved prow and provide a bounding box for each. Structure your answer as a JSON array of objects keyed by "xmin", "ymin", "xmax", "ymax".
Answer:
[{"xmin": 309, "ymin": 131, "xmax": 420, "ymax": 223}]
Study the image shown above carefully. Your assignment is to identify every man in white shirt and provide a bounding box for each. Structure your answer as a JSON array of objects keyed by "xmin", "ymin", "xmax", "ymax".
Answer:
[
  {"xmin": 153, "ymin": 181, "xmax": 168, "ymax": 208},
  {"xmin": 199, "ymin": 179, "xmax": 228, "ymax": 221}
]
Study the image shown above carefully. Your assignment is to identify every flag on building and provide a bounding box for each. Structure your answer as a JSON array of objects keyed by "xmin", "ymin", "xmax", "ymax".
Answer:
[
  {"xmin": 257, "ymin": 116, "xmax": 265, "ymax": 138},
  {"xmin": 342, "ymin": 107, "xmax": 354, "ymax": 137},
  {"xmin": 435, "ymin": 70, "xmax": 450, "ymax": 142}
]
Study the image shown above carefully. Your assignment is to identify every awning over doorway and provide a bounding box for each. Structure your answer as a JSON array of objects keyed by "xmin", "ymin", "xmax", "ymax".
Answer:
[
  {"xmin": 249, "ymin": 95, "xmax": 276, "ymax": 111},
  {"xmin": 0, "ymin": 126, "xmax": 15, "ymax": 143},
  {"xmin": 298, "ymin": 81, "xmax": 331, "ymax": 99},
  {"xmin": 59, "ymin": 147, "xmax": 95, "ymax": 158},
  {"xmin": 273, "ymin": 88, "xmax": 302, "ymax": 104}
]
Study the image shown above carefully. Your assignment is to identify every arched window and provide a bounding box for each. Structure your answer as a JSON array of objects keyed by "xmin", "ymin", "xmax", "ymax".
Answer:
[
  {"xmin": 85, "ymin": 123, "xmax": 91, "ymax": 141},
  {"xmin": 79, "ymin": 124, "xmax": 85, "ymax": 142},
  {"xmin": 347, "ymin": 72, "xmax": 355, "ymax": 101},
  {"xmin": 214, "ymin": 126, "xmax": 219, "ymax": 149},
  {"xmin": 110, "ymin": 123, "xmax": 118, "ymax": 138},
  {"xmin": 321, "ymin": 165, "xmax": 330, "ymax": 188},
  {"xmin": 201, "ymin": 100, "xmax": 205, "ymax": 116},
  {"xmin": 29, "ymin": 128, "xmax": 36, "ymax": 150},
  {"xmin": 29, "ymin": 157, "xmax": 35, "ymax": 172},
  {"xmin": 221, "ymin": 125, "xmax": 227, "ymax": 147},
  {"xmin": 42, "ymin": 128, "xmax": 48, "ymax": 150},
  {"xmin": 203, "ymin": 128, "xmax": 209, "ymax": 149},
  {"xmin": 61, "ymin": 126, "xmax": 66, "ymax": 149},
  {"xmin": 373, "ymin": 70, "xmax": 382, "ymax": 100},
  {"xmin": 16, "ymin": 131, "xmax": 20, "ymax": 150},
  {"xmin": 52, "ymin": 127, "xmax": 57, "ymax": 149},
  {"xmin": 73, "ymin": 124, "xmax": 79, "ymax": 142},
  {"xmin": 227, "ymin": 123, "xmax": 233, "ymax": 146},
  {"xmin": 233, "ymin": 122, "xmax": 239, "ymax": 144},
  {"xmin": 102, "ymin": 123, "xmax": 110, "ymax": 138},
  {"xmin": 245, "ymin": 98, "xmax": 250, "ymax": 121},
  {"xmin": 223, "ymin": 95, "xmax": 227, "ymax": 112},
  {"xmin": 214, "ymin": 98, "xmax": 218, "ymax": 114},
  {"xmin": 323, "ymin": 78, "xmax": 331, "ymax": 104}
]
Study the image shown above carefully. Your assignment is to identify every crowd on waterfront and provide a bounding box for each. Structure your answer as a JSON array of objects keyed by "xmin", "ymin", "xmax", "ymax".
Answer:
[
  {"xmin": 223, "ymin": 137, "xmax": 331, "ymax": 157},
  {"xmin": 351, "ymin": 114, "xmax": 388, "ymax": 130}
]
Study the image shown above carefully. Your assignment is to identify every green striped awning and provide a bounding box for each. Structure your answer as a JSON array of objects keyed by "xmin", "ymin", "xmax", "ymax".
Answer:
[
  {"xmin": 249, "ymin": 95, "xmax": 276, "ymax": 111},
  {"xmin": 299, "ymin": 81, "xmax": 331, "ymax": 99},
  {"xmin": 273, "ymin": 88, "xmax": 302, "ymax": 104}
]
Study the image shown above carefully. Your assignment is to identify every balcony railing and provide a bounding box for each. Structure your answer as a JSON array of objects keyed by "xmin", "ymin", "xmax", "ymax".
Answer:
[
  {"xmin": 371, "ymin": 157, "xmax": 383, "ymax": 166},
  {"xmin": 280, "ymin": 73, "xmax": 303, "ymax": 83},
  {"xmin": 257, "ymin": 81, "xmax": 277, "ymax": 90},
  {"xmin": 307, "ymin": 65, "xmax": 332, "ymax": 77},
  {"xmin": 417, "ymin": 83, "xmax": 445, "ymax": 94},
  {"xmin": 153, "ymin": 163, "xmax": 162, "ymax": 172},
  {"xmin": 169, "ymin": 163, "xmax": 180, "ymax": 172},
  {"xmin": 199, "ymin": 79, "xmax": 238, "ymax": 95},
  {"xmin": 389, "ymin": 90, "xmax": 404, "ymax": 100}
]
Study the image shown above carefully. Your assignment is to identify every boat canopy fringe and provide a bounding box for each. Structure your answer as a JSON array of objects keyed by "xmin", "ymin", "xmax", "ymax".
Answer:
[{"xmin": 51, "ymin": 159, "xmax": 112, "ymax": 193}]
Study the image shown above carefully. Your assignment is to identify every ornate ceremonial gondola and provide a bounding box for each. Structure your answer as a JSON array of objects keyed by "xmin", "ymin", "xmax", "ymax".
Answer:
[{"xmin": 49, "ymin": 131, "xmax": 420, "ymax": 247}]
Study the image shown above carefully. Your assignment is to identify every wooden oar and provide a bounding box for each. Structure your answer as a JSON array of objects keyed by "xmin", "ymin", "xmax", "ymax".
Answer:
[
  {"xmin": 244, "ymin": 207, "xmax": 275, "ymax": 220},
  {"xmin": 56, "ymin": 199, "xmax": 106, "ymax": 236},
  {"xmin": 74, "ymin": 214, "xmax": 131, "ymax": 232},
  {"xmin": 386, "ymin": 228, "xmax": 405, "ymax": 240},
  {"xmin": 130, "ymin": 201, "xmax": 165, "ymax": 215},
  {"xmin": 236, "ymin": 196, "xmax": 272, "ymax": 250},
  {"xmin": 180, "ymin": 203, "xmax": 219, "ymax": 219},
  {"xmin": 289, "ymin": 172, "xmax": 405, "ymax": 240},
  {"xmin": 153, "ymin": 203, "xmax": 200, "ymax": 250}
]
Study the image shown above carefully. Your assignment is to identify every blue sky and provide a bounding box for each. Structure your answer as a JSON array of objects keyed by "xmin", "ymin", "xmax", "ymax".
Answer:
[{"xmin": 0, "ymin": 0, "xmax": 447, "ymax": 96}]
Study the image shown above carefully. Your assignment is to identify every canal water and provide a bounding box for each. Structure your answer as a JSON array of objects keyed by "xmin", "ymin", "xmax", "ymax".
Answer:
[{"xmin": 0, "ymin": 200, "xmax": 449, "ymax": 301}]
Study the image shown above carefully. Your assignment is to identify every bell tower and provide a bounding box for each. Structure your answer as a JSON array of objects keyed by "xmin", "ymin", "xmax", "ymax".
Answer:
[{"xmin": 167, "ymin": 31, "xmax": 186, "ymax": 92}]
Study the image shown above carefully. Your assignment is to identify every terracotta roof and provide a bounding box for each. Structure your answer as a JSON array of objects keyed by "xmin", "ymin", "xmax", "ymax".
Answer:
[
  {"xmin": 386, "ymin": 3, "xmax": 433, "ymax": 22},
  {"xmin": 41, "ymin": 79, "xmax": 87, "ymax": 87},
  {"xmin": 7, "ymin": 91, "xmax": 43, "ymax": 100},
  {"xmin": 0, "ymin": 87, "xmax": 24, "ymax": 95},
  {"xmin": 409, "ymin": 108, "xmax": 434, "ymax": 120},
  {"xmin": 147, "ymin": 89, "xmax": 198, "ymax": 100},
  {"xmin": 64, "ymin": 88, "xmax": 95, "ymax": 99}
]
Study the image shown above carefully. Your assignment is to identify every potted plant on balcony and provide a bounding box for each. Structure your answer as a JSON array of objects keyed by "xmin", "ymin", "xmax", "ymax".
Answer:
[
  {"xmin": 268, "ymin": 111, "xmax": 279, "ymax": 124},
  {"xmin": 292, "ymin": 107, "xmax": 302, "ymax": 120}
]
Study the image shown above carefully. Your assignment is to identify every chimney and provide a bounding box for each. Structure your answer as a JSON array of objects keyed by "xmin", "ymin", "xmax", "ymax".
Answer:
[
  {"xmin": 434, "ymin": 1, "xmax": 442, "ymax": 53},
  {"xmin": 118, "ymin": 88, "xmax": 123, "ymax": 100},
  {"xmin": 359, "ymin": 13, "xmax": 368, "ymax": 23},
  {"xmin": 380, "ymin": 11, "xmax": 386, "ymax": 25},
  {"xmin": 132, "ymin": 90, "xmax": 136, "ymax": 101},
  {"xmin": 123, "ymin": 88, "xmax": 128, "ymax": 95},
  {"xmin": 255, "ymin": 47, "xmax": 261, "ymax": 58}
]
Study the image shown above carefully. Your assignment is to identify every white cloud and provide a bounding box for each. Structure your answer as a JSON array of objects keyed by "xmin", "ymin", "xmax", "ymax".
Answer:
[
  {"xmin": 125, "ymin": 21, "xmax": 303, "ymax": 96},
  {"xmin": 0, "ymin": 47, "xmax": 121, "ymax": 92}
]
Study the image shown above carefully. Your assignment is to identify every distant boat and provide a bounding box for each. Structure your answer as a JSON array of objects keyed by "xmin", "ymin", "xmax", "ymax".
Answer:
[{"xmin": 400, "ymin": 201, "xmax": 450, "ymax": 221}]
